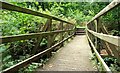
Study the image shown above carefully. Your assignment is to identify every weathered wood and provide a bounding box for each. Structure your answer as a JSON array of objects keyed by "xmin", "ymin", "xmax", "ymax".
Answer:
[
  {"xmin": 86, "ymin": 32, "xmax": 111, "ymax": 72},
  {"xmin": 64, "ymin": 27, "xmax": 68, "ymax": 39},
  {"xmin": 2, "ymin": 34, "xmax": 74, "ymax": 73},
  {"xmin": 46, "ymin": 19, "xmax": 52, "ymax": 57},
  {"xmin": 1, "ymin": 1, "xmax": 73, "ymax": 25},
  {"xmin": 100, "ymin": 24, "xmax": 115, "ymax": 56},
  {"xmin": 70, "ymin": 25, "xmax": 74, "ymax": 35},
  {"xmin": 59, "ymin": 22, "xmax": 64, "ymax": 47},
  {"xmin": 94, "ymin": 19, "xmax": 98, "ymax": 49},
  {"xmin": 86, "ymin": 0, "xmax": 120, "ymax": 71},
  {"xmin": 87, "ymin": 0, "xmax": 120, "ymax": 25},
  {"xmin": 0, "ymin": 29, "xmax": 74, "ymax": 44},
  {"xmin": 101, "ymin": 40, "xmax": 113, "ymax": 56},
  {"xmin": 87, "ymin": 28, "xmax": 120, "ymax": 47},
  {"xmin": 65, "ymin": 24, "xmax": 70, "ymax": 38},
  {"xmin": 101, "ymin": 23, "xmax": 109, "ymax": 34},
  {"xmin": 47, "ymin": 19, "xmax": 52, "ymax": 48},
  {"xmin": 50, "ymin": 23, "xmax": 63, "ymax": 46},
  {"xmin": 100, "ymin": 24, "xmax": 120, "ymax": 62},
  {"xmin": 32, "ymin": 19, "xmax": 50, "ymax": 54},
  {"xmin": 106, "ymin": 42, "xmax": 119, "ymax": 58},
  {"xmin": 95, "ymin": 18, "xmax": 101, "ymax": 53},
  {"xmin": 0, "ymin": 1, "xmax": 77, "ymax": 72},
  {"xmin": 88, "ymin": 23, "xmax": 95, "ymax": 44}
]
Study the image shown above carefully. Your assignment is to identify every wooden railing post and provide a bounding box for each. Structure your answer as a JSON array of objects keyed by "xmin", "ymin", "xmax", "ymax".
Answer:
[
  {"xmin": 47, "ymin": 19, "xmax": 52, "ymax": 48},
  {"xmin": 95, "ymin": 18, "xmax": 101, "ymax": 53},
  {"xmin": 70, "ymin": 24, "xmax": 74, "ymax": 35},
  {"xmin": 47, "ymin": 19, "xmax": 52, "ymax": 57},
  {"xmin": 71, "ymin": 24, "xmax": 75, "ymax": 37},
  {"xmin": 63, "ymin": 24, "xmax": 67, "ymax": 39},
  {"xmin": 60, "ymin": 22, "xmax": 63, "ymax": 47},
  {"xmin": 89, "ymin": 23, "xmax": 94, "ymax": 43}
]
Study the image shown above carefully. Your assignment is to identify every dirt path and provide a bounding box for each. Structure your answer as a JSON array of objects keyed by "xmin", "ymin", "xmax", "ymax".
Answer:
[{"xmin": 36, "ymin": 35, "xmax": 96, "ymax": 71}]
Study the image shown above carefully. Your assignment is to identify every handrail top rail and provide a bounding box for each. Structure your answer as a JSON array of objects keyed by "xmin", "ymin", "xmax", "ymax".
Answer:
[
  {"xmin": 0, "ymin": 29, "xmax": 75, "ymax": 44},
  {"xmin": 86, "ymin": 32, "xmax": 111, "ymax": 71},
  {"xmin": 87, "ymin": 0, "xmax": 120, "ymax": 25},
  {"xmin": 86, "ymin": 28, "xmax": 120, "ymax": 47},
  {"xmin": 1, "ymin": 1, "xmax": 74, "ymax": 25}
]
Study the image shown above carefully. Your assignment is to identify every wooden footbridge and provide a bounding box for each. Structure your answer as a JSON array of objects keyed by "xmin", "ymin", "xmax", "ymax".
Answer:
[{"xmin": 0, "ymin": 0, "xmax": 120, "ymax": 73}]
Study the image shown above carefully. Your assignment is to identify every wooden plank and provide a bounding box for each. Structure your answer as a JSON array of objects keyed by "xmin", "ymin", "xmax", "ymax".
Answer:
[
  {"xmin": 2, "ymin": 34, "xmax": 74, "ymax": 73},
  {"xmin": 1, "ymin": 1, "xmax": 73, "ymax": 25},
  {"xmin": 86, "ymin": 32, "xmax": 111, "ymax": 72},
  {"xmin": 87, "ymin": 0, "xmax": 120, "ymax": 25},
  {"xmin": 87, "ymin": 28, "xmax": 120, "ymax": 47},
  {"xmin": 0, "ymin": 29, "xmax": 74, "ymax": 44}
]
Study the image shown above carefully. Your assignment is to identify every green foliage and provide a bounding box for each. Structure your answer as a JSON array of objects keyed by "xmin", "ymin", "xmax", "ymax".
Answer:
[
  {"xmin": 1, "ymin": 10, "xmax": 47, "ymax": 36},
  {"xmin": 103, "ymin": 57, "xmax": 120, "ymax": 71}
]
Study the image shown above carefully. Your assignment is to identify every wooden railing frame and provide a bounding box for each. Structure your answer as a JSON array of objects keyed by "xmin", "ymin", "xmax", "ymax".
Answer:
[
  {"xmin": 1, "ymin": 1, "xmax": 76, "ymax": 73},
  {"xmin": 1, "ymin": 1, "xmax": 73, "ymax": 25},
  {"xmin": 2, "ymin": 34, "xmax": 74, "ymax": 73},
  {"xmin": 86, "ymin": 0, "xmax": 120, "ymax": 71},
  {"xmin": 87, "ymin": 0, "xmax": 120, "ymax": 25},
  {"xmin": 100, "ymin": 23, "xmax": 120, "ymax": 59},
  {"xmin": 87, "ymin": 28, "xmax": 120, "ymax": 47},
  {"xmin": 86, "ymin": 31, "xmax": 111, "ymax": 72},
  {"xmin": 0, "ymin": 29, "xmax": 74, "ymax": 44},
  {"xmin": 32, "ymin": 19, "xmax": 51, "ymax": 54}
]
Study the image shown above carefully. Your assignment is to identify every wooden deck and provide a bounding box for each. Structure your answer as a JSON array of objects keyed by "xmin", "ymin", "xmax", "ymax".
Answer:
[{"xmin": 36, "ymin": 35, "xmax": 96, "ymax": 71}]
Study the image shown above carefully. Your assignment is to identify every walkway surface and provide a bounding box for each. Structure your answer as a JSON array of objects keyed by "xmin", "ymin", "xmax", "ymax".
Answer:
[{"xmin": 36, "ymin": 35, "xmax": 96, "ymax": 71}]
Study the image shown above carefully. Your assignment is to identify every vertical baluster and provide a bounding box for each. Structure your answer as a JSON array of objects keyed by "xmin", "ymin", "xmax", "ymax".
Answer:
[
  {"xmin": 47, "ymin": 19, "xmax": 52, "ymax": 57},
  {"xmin": 95, "ymin": 18, "xmax": 101, "ymax": 53},
  {"xmin": 60, "ymin": 22, "xmax": 63, "ymax": 47},
  {"xmin": 89, "ymin": 23, "xmax": 94, "ymax": 44},
  {"xmin": 47, "ymin": 19, "xmax": 52, "ymax": 48}
]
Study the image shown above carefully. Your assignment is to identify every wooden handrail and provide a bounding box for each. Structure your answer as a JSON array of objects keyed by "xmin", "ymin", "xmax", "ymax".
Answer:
[
  {"xmin": 87, "ymin": 28, "xmax": 120, "ymax": 47},
  {"xmin": 1, "ymin": 1, "xmax": 74, "ymax": 25},
  {"xmin": 86, "ymin": 32, "xmax": 111, "ymax": 72},
  {"xmin": 0, "ymin": 1, "xmax": 77, "ymax": 73},
  {"xmin": 0, "ymin": 29, "xmax": 74, "ymax": 44},
  {"xmin": 86, "ymin": 0, "xmax": 120, "ymax": 71},
  {"xmin": 2, "ymin": 34, "xmax": 74, "ymax": 73},
  {"xmin": 87, "ymin": 0, "xmax": 120, "ymax": 25}
]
